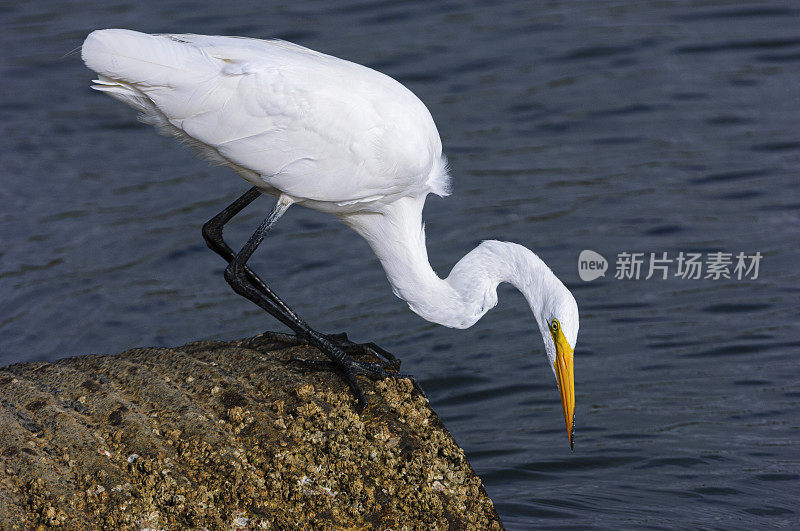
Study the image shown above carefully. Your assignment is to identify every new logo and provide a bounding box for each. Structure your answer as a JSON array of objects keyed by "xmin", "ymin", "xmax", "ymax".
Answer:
[{"xmin": 578, "ymin": 250, "xmax": 608, "ymax": 281}]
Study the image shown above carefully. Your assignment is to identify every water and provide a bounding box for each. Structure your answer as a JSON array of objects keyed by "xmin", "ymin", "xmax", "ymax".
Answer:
[{"xmin": 2, "ymin": 1, "xmax": 799, "ymax": 528}]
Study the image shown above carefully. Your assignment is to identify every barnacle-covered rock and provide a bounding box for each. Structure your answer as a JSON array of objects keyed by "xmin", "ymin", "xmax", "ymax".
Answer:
[{"xmin": 0, "ymin": 336, "xmax": 503, "ymax": 529}]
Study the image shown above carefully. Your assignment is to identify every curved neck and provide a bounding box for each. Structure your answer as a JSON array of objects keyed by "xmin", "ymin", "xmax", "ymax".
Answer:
[{"xmin": 340, "ymin": 196, "xmax": 558, "ymax": 329}]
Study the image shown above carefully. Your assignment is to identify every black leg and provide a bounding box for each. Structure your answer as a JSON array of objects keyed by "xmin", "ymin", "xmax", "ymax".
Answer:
[
  {"xmin": 202, "ymin": 187, "xmax": 301, "ymax": 321},
  {"xmin": 203, "ymin": 188, "xmax": 400, "ymax": 369},
  {"xmin": 221, "ymin": 195, "xmax": 310, "ymax": 335},
  {"xmin": 210, "ymin": 192, "xmax": 422, "ymax": 410}
]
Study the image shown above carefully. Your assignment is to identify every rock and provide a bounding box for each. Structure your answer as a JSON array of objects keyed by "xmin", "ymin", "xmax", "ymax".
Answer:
[{"xmin": 0, "ymin": 335, "xmax": 503, "ymax": 529}]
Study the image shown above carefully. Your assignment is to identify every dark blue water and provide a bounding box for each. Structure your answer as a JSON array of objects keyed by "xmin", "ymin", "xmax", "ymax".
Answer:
[{"xmin": 2, "ymin": 1, "xmax": 799, "ymax": 528}]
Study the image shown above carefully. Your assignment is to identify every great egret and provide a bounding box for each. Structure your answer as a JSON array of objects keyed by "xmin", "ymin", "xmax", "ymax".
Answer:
[{"xmin": 81, "ymin": 29, "xmax": 579, "ymax": 447}]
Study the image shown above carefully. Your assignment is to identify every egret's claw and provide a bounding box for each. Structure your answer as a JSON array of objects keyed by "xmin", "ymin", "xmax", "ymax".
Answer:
[{"xmin": 250, "ymin": 331, "xmax": 401, "ymax": 370}]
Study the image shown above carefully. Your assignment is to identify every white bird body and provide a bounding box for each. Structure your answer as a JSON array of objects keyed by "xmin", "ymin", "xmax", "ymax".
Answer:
[
  {"xmin": 82, "ymin": 30, "xmax": 449, "ymax": 213},
  {"xmin": 82, "ymin": 29, "xmax": 579, "ymax": 445}
]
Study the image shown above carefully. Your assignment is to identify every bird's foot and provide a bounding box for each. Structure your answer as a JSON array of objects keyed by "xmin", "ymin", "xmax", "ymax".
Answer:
[
  {"xmin": 245, "ymin": 331, "xmax": 418, "ymax": 411},
  {"xmin": 247, "ymin": 331, "xmax": 401, "ymax": 370},
  {"xmin": 245, "ymin": 331, "xmax": 301, "ymax": 349},
  {"xmin": 289, "ymin": 355, "xmax": 426, "ymax": 412},
  {"xmin": 325, "ymin": 332, "xmax": 402, "ymax": 371}
]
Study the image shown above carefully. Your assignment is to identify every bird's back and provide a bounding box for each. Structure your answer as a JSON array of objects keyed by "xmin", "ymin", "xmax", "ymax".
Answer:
[{"xmin": 82, "ymin": 29, "xmax": 450, "ymax": 208}]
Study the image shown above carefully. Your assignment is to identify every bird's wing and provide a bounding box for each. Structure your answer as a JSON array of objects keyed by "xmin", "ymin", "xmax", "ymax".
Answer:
[{"xmin": 82, "ymin": 30, "xmax": 445, "ymax": 203}]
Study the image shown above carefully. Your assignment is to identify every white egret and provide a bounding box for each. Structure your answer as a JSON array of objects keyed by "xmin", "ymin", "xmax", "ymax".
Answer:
[{"xmin": 81, "ymin": 29, "xmax": 579, "ymax": 447}]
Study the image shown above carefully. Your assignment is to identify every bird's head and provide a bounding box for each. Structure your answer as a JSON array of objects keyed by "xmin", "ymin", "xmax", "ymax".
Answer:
[
  {"xmin": 535, "ymin": 283, "xmax": 579, "ymax": 450},
  {"xmin": 461, "ymin": 240, "xmax": 580, "ymax": 449}
]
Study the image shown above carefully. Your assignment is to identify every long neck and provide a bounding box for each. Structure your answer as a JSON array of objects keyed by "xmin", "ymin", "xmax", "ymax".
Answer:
[{"xmin": 340, "ymin": 195, "xmax": 558, "ymax": 329}]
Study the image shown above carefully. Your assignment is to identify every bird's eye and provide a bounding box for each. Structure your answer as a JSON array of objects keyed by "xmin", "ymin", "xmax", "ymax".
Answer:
[{"xmin": 551, "ymin": 319, "xmax": 559, "ymax": 333}]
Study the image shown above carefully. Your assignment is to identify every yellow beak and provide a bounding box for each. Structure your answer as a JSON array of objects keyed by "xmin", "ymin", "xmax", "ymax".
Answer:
[{"xmin": 553, "ymin": 338, "xmax": 575, "ymax": 450}]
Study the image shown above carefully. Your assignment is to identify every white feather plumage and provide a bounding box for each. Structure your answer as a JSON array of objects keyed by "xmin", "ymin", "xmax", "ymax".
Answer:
[{"xmin": 82, "ymin": 29, "xmax": 450, "ymax": 206}]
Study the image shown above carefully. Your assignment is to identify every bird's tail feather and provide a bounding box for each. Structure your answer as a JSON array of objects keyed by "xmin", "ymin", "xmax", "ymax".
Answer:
[{"xmin": 89, "ymin": 75, "xmax": 151, "ymax": 113}]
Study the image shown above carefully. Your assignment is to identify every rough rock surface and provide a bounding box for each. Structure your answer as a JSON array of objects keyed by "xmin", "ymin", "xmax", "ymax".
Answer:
[{"xmin": 0, "ymin": 335, "xmax": 503, "ymax": 529}]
